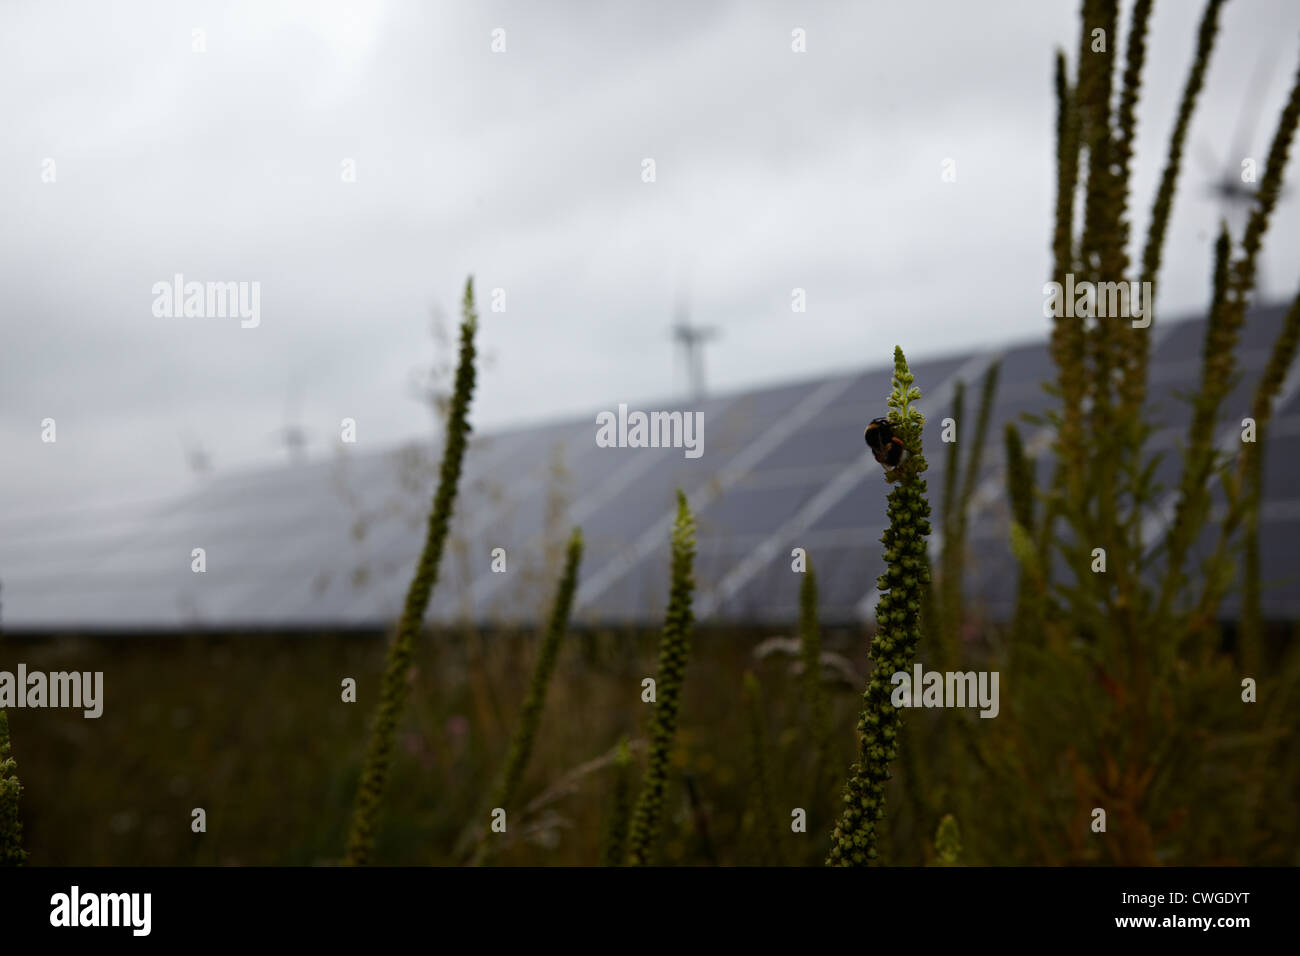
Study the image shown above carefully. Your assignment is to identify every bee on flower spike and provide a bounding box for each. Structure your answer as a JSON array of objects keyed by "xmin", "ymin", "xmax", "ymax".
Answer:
[{"xmin": 864, "ymin": 416, "xmax": 908, "ymax": 469}]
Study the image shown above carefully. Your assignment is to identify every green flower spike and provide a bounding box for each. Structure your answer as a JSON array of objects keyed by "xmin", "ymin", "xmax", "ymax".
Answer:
[{"xmin": 828, "ymin": 346, "xmax": 931, "ymax": 866}]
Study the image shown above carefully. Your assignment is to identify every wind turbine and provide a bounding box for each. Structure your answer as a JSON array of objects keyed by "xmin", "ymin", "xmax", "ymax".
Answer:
[
  {"xmin": 272, "ymin": 382, "xmax": 312, "ymax": 466},
  {"xmin": 180, "ymin": 432, "xmax": 212, "ymax": 476},
  {"xmin": 671, "ymin": 297, "xmax": 719, "ymax": 404},
  {"xmin": 1197, "ymin": 55, "xmax": 1290, "ymax": 301}
]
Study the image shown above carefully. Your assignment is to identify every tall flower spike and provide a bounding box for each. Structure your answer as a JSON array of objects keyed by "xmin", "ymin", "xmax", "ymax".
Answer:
[
  {"xmin": 1157, "ymin": 224, "xmax": 1234, "ymax": 619},
  {"xmin": 1196, "ymin": 280, "xmax": 1300, "ymax": 642},
  {"xmin": 489, "ymin": 527, "xmax": 584, "ymax": 817},
  {"xmin": 828, "ymin": 346, "xmax": 931, "ymax": 866},
  {"xmin": 626, "ymin": 490, "xmax": 697, "ymax": 866},
  {"xmin": 345, "ymin": 276, "xmax": 478, "ymax": 866},
  {"xmin": 1183, "ymin": 49, "xmax": 1300, "ymax": 635},
  {"xmin": 1240, "ymin": 287, "xmax": 1300, "ymax": 667},
  {"xmin": 1129, "ymin": 0, "xmax": 1228, "ymax": 419},
  {"xmin": 940, "ymin": 361, "xmax": 999, "ymax": 671},
  {"xmin": 798, "ymin": 556, "xmax": 835, "ymax": 799},
  {"xmin": 600, "ymin": 738, "xmax": 634, "ymax": 867},
  {"xmin": 0, "ymin": 711, "xmax": 26, "ymax": 866}
]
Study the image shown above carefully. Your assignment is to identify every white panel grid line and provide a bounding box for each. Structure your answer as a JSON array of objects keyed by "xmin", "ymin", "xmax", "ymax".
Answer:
[
  {"xmin": 469, "ymin": 394, "xmax": 742, "ymax": 610},
  {"xmin": 573, "ymin": 372, "xmax": 863, "ymax": 612},
  {"xmin": 660, "ymin": 349, "xmax": 1002, "ymax": 621}
]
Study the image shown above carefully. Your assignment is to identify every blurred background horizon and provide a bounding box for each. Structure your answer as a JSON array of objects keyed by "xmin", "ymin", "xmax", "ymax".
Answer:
[{"xmin": 3, "ymin": 0, "xmax": 1300, "ymax": 520}]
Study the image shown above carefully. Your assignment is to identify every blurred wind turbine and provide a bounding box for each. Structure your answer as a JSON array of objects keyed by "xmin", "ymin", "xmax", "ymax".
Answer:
[
  {"xmin": 1197, "ymin": 55, "xmax": 1290, "ymax": 300},
  {"xmin": 671, "ymin": 296, "xmax": 719, "ymax": 404},
  {"xmin": 272, "ymin": 382, "xmax": 312, "ymax": 465},
  {"xmin": 179, "ymin": 432, "xmax": 212, "ymax": 476}
]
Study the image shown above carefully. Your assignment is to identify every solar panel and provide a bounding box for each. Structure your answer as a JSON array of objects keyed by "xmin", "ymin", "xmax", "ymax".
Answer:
[{"xmin": 3, "ymin": 305, "xmax": 1298, "ymax": 630}]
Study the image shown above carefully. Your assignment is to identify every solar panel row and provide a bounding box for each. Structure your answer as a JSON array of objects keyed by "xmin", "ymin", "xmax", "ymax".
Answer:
[{"xmin": 2, "ymin": 304, "xmax": 1296, "ymax": 631}]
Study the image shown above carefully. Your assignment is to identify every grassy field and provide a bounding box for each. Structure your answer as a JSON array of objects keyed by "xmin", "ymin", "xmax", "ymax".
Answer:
[
  {"xmin": 3, "ymin": 626, "xmax": 854, "ymax": 866},
  {"xmin": 5, "ymin": 619, "xmax": 1296, "ymax": 866}
]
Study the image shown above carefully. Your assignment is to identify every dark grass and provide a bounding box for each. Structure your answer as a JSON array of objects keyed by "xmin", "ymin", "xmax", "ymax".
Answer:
[
  {"xmin": 6, "ymin": 620, "xmax": 1296, "ymax": 866},
  {"xmin": 3, "ymin": 627, "xmax": 852, "ymax": 866}
]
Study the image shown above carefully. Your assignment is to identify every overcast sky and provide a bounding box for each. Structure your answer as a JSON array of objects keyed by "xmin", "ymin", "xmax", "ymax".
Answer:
[{"xmin": 3, "ymin": 0, "xmax": 1299, "ymax": 519}]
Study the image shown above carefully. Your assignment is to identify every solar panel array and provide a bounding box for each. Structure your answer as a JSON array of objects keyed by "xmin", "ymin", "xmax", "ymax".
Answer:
[{"xmin": 3, "ymin": 303, "xmax": 1297, "ymax": 632}]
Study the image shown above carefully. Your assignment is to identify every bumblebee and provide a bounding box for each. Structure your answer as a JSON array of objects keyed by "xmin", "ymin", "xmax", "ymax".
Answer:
[{"xmin": 864, "ymin": 416, "xmax": 908, "ymax": 468}]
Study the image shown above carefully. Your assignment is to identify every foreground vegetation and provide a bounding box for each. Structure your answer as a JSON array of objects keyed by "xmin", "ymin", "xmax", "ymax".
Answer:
[
  {"xmin": 1, "ymin": 613, "xmax": 1294, "ymax": 867},
  {"xmin": 4, "ymin": 0, "xmax": 1300, "ymax": 868}
]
